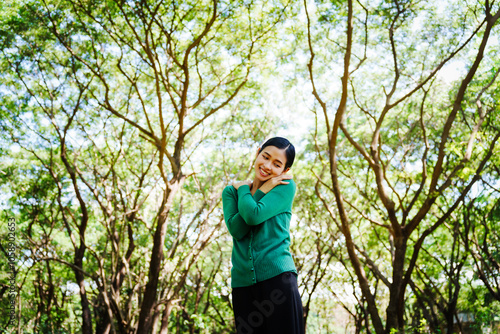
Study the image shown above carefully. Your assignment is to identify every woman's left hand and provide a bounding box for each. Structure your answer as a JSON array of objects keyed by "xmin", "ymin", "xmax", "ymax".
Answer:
[{"xmin": 233, "ymin": 180, "xmax": 252, "ymax": 190}]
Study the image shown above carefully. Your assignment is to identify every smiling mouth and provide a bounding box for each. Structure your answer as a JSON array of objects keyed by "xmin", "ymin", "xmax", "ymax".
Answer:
[{"xmin": 259, "ymin": 167, "xmax": 270, "ymax": 177}]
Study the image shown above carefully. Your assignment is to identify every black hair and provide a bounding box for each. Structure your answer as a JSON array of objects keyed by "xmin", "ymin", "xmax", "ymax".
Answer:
[{"xmin": 259, "ymin": 137, "xmax": 295, "ymax": 170}]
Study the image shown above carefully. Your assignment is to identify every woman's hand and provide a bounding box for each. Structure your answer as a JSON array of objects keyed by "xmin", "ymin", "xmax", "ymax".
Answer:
[
  {"xmin": 232, "ymin": 180, "xmax": 252, "ymax": 190},
  {"xmin": 259, "ymin": 174, "xmax": 292, "ymax": 194}
]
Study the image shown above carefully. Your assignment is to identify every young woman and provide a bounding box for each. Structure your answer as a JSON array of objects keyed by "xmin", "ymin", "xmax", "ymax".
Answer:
[{"xmin": 222, "ymin": 137, "xmax": 304, "ymax": 334}]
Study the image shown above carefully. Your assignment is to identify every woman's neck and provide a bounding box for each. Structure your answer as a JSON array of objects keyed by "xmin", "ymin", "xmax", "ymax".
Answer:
[{"xmin": 250, "ymin": 177, "xmax": 265, "ymax": 195}]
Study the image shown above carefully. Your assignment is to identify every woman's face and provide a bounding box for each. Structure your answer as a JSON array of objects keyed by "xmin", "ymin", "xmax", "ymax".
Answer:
[{"xmin": 254, "ymin": 145, "xmax": 288, "ymax": 182}]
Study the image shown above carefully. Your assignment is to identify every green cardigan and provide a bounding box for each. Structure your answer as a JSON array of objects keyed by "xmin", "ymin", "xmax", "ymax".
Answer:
[{"xmin": 222, "ymin": 180, "xmax": 297, "ymax": 288}]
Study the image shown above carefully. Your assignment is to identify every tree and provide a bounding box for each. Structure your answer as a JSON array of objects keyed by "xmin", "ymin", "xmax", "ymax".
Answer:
[
  {"xmin": 304, "ymin": 0, "xmax": 500, "ymax": 331},
  {"xmin": 3, "ymin": 0, "xmax": 499, "ymax": 332},
  {"xmin": 0, "ymin": 0, "xmax": 292, "ymax": 332}
]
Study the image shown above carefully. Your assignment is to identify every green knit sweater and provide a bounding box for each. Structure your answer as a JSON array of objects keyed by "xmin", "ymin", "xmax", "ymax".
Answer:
[{"xmin": 222, "ymin": 180, "xmax": 297, "ymax": 288}]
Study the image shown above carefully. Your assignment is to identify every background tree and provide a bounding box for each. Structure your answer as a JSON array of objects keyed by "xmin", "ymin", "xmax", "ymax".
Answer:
[
  {"xmin": 1, "ymin": 0, "xmax": 500, "ymax": 333},
  {"xmin": 0, "ymin": 0, "xmax": 293, "ymax": 332},
  {"xmin": 304, "ymin": 0, "xmax": 500, "ymax": 331}
]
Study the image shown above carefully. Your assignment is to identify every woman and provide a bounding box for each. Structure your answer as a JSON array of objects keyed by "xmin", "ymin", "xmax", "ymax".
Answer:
[{"xmin": 222, "ymin": 137, "xmax": 304, "ymax": 334}]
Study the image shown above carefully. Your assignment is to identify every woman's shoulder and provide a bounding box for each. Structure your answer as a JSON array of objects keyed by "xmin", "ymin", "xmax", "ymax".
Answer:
[
  {"xmin": 222, "ymin": 184, "xmax": 236, "ymax": 196},
  {"xmin": 275, "ymin": 178, "xmax": 296, "ymax": 195},
  {"xmin": 286, "ymin": 178, "xmax": 297, "ymax": 189}
]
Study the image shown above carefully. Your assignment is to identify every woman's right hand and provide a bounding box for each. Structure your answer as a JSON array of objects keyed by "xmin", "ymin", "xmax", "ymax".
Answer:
[
  {"xmin": 259, "ymin": 174, "xmax": 292, "ymax": 194},
  {"xmin": 232, "ymin": 180, "xmax": 252, "ymax": 190}
]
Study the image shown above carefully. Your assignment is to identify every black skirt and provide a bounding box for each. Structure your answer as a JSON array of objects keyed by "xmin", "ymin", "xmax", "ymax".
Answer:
[{"xmin": 231, "ymin": 272, "xmax": 305, "ymax": 334}]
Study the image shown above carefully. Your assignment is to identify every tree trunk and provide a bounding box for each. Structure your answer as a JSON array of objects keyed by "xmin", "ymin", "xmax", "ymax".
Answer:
[
  {"xmin": 75, "ymin": 256, "xmax": 93, "ymax": 334},
  {"xmin": 137, "ymin": 178, "xmax": 184, "ymax": 333},
  {"xmin": 386, "ymin": 237, "xmax": 407, "ymax": 331}
]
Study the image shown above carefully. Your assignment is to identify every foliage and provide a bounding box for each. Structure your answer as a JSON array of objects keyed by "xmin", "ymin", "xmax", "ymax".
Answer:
[{"xmin": 1, "ymin": 0, "xmax": 500, "ymax": 333}]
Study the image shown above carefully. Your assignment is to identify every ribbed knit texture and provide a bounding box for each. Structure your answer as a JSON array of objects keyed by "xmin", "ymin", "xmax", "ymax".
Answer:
[{"xmin": 222, "ymin": 180, "xmax": 297, "ymax": 288}]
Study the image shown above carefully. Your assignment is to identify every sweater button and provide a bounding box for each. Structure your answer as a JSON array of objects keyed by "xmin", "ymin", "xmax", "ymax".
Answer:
[{"xmin": 251, "ymin": 267, "xmax": 254, "ymax": 271}]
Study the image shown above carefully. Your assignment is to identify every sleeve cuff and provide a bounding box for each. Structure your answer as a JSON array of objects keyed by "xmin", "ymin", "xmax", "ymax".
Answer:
[
  {"xmin": 236, "ymin": 184, "xmax": 251, "ymax": 196},
  {"xmin": 236, "ymin": 185, "xmax": 265, "ymax": 201}
]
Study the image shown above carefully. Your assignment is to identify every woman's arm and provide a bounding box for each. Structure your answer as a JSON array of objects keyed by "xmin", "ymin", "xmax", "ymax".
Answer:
[
  {"xmin": 258, "ymin": 174, "xmax": 292, "ymax": 194},
  {"xmin": 222, "ymin": 186, "xmax": 251, "ymax": 240},
  {"xmin": 236, "ymin": 179, "xmax": 296, "ymax": 226}
]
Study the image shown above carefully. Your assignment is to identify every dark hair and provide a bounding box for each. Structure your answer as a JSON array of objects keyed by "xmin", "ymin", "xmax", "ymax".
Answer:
[{"xmin": 259, "ymin": 137, "xmax": 295, "ymax": 170}]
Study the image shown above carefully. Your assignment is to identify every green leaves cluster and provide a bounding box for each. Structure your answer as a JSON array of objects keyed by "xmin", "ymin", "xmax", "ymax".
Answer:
[{"xmin": 1, "ymin": 0, "xmax": 500, "ymax": 333}]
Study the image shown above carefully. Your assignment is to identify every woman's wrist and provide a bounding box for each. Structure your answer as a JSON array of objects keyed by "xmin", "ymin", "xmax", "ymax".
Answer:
[
  {"xmin": 258, "ymin": 174, "xmax": 292, "ymax": 193},
  {"xmin": 258, "ymin": 183, "xmax": 273, "ymax": 194}
]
